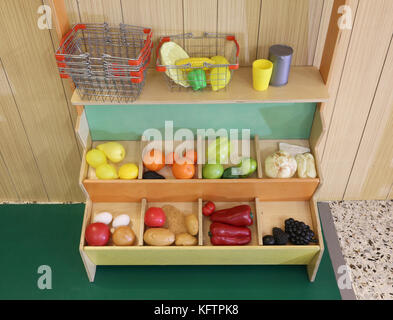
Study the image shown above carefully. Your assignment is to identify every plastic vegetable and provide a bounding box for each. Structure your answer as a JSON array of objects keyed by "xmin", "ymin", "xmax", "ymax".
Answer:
[
  {"xmin": 175, "ymin": 57, "xmax": 214, "ymax": 71},
  {"xmin": 85, "ymin": 223, "xmax": 110, "ymax": 246},
  {"xmin": 145, "ymin": 207, "xmax": 166, "ymax": 227},
  {"xmin": 202, "ymin": 201, "xmax": 216, "ymax": 216},
  {"xmin": 112, "ymin": 226, "xmax": 136, "ymax": 246},
  {"xmin": 222, "ymin": 166, "xmax": 240, "ymax": 179},
  {"xmin": 295, "ymin": 153, "xmax": 317, "ymax": 178},
  {"xmin": 187, "ymin": 69, "xmax": 207, "ymax": 91},
  {"xmin": 265, "ymin": 151, "xmax": 297, "ymax": 178},
  {"xmin": 143, "ymin": 171, "xmax": 165, "ymax": 179},
  {"xmin": 209, "ymin": 222, "xmax": 251, "ymax": 245},
  {"xmin": 237, "ymin": 157, "xmax": 257, "ymax": 177},
  {"xmin": 210, "ymin": 205, "xmax": 253, "ymax": 226}
]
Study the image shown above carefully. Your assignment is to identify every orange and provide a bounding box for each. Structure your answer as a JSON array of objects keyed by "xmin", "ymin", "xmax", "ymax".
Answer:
[
  {"xmin": 172, "ymin": 161, "xmax": 195, "ymax": 179},
  {"xmin": 182, "ymin": 150, "xmax": 197, "ymax": 164},
  {"xmin": 143, "ymin": 149, "xmax": 165, "ymax": 172}
]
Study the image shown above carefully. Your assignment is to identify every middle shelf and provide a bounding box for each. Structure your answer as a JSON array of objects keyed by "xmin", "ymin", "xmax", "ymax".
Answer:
[{"xmin": 81, "ymin": 136, "xmax": 319, "ymax": 202}]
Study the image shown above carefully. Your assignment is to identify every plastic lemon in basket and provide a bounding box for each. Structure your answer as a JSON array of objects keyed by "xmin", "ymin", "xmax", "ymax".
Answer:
[
  {"xmin": 96, "ymin": 142, "xmax": 125, "ymax": 163},
  {"xmin": 210, "ymin": 56, "xmax": 231, "ymax": 91},
  {"xmin": 86, "ymin": 149, "xmax": 107, "ymax": 168},
  {"xmin": 96, "ymin": 164, "xmax": 118, "ymax": 180},
  {"xmin": 160, "ymin": 41, "xmax": 190, "ymax": 87},
  {"xmin": 119, "ymin": 163, "xmax": 139, "ymax": 180}
]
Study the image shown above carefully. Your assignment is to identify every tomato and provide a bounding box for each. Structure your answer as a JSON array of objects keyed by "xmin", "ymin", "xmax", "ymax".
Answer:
[
  {"xmin": 172, "ymin": 161, "xmax": 195, "ymax": 179},
  {"xmin": 145, "ymin": 207, "xmax": 166, "ymax": 227},
  {"xmin": 182, "ymin": 150, "xmax": 197, "ymax": 164},
  {"xmin": 85, "ymin": 222, "xmax": 110, "ymax": 246},
  {"xmin": 143, "ymin": 149, "xmax": 165, "ymax": 171},
  {"xmin": 202, "ymin": 201, "xmax": 216, "ymax": 216}
]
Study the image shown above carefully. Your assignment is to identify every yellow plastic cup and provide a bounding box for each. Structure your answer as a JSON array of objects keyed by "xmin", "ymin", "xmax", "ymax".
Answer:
[{"xmin": 252, "ymin": 59, "xmax": 273, "ymax": 91}]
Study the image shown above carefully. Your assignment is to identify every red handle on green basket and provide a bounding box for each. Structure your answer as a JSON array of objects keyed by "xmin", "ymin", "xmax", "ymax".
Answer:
[
  {"xmin": 226, "ymin": 35, "xmax": 240, "ymax": 70},
  {"xmin": 155, "ymin": 37, "xmax": 171, "ymax": 72}
]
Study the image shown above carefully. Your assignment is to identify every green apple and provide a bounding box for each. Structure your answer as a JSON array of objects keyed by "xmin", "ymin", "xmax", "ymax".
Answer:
[{"xmin": 202, "ymin": 164, "xmax": 224, "ymax": 179}]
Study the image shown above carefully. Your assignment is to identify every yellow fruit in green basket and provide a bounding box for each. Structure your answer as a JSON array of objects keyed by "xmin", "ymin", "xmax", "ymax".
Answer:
[
  {"xmin": 160, "ymin": 41, "xmax": 190, "ymax": 87},
  {"xmin": 86, "ymin": 149, "xmax": 107, "ymax": 168},
  {"xmin": 96, "ymin": 164, "xmax": 118, "ymax": 180},
  {"xmin": 119, "ymin": 163, "xmax": 139, "ymax": 180},
  {"xmin": 210, "ymin": 56, "xmax": 231, "ymax": 91},
  {"xmin": 96, "ymin": 142, "xmax": 125, "ymax": 163}
]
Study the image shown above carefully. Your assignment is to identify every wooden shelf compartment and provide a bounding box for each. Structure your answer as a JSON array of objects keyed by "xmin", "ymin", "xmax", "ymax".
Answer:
[
  {"xmin": 71, "ymin": 67, "xmax": 329, "ymax": 106},
  {"xmin": 81, "ymin": 198, "xmax": 321, "ymax": 267},
  {"xmin": 81, "ymin": 137, "xmax": 319, "ymax": 202}
]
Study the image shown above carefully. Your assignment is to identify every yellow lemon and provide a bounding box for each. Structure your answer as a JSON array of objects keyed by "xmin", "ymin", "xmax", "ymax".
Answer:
[
  {"xmin": 96, "ymin": 164, "xmax": 118, "ymax": 180},
  {"xmin": 119, "ymin": 163, "xmax": 139, "ymax": 180},
  {"xmin": 96, "ymin": 142, "xmax": 126, "ymax": 163},
  {"xmin": 86, "ymin": 149, "xmax": 107, "ymax": 168}
]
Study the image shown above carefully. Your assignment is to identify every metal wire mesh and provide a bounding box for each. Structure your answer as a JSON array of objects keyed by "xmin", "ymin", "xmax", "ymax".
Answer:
[
  {"xmin": 156, "ymin": 33, "xmax": 239, "ymax": 92},
  {"xmin": 56, "ymin": 23, "xmax": 152, "ymax": 103}
]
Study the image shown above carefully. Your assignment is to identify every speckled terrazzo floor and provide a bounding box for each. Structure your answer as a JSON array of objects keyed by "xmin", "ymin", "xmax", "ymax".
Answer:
[{"xmin": 329, "ymin": 200, "xmax": 393, "ymax": 300}]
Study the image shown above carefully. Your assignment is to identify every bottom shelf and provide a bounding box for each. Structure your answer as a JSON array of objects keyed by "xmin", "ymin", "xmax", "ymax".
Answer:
[{"xmin": 81, "ymin": 198, "xmax": 322, "ymax": 266}]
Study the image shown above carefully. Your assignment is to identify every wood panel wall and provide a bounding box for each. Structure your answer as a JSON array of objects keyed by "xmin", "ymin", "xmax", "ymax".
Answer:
[{"xmin": 0, "ymin": 0, "xmax": 392, "ymax": 202}]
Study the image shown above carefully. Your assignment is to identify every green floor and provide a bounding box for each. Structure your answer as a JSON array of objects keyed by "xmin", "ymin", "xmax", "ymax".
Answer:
[{"xmin": 0, "ymin": 204, "xmax": 341, "ymax": 300}]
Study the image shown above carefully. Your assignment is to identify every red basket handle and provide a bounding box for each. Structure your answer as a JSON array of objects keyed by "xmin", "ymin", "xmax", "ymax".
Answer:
[
  {"xmin": 128, "ymin": 29, "xmax": 153, "ymax": 66},
  {"xmin": 155, "ymin": 36, "xmax": 171, "ymax": 72},
  {"xmin": 226, "ymin": 35, "xmax": 240, "ymax": 70},
  {"xmin": 55, "ymin": 24, "xmax": 86, "ymax": 60}
]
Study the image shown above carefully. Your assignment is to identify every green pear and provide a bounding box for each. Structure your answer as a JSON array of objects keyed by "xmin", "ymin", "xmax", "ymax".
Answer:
[{"xmin": 96, "ymin": 142, "xmax": 126, "ymax": 163}]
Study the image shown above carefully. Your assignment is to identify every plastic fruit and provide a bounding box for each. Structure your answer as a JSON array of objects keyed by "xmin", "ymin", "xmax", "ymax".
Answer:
[
  {"xmin": 143, "ymin": 149, "xmax": 165, "ymax": 171},
  {"xmin": 95, "ymin": 163, "xmax": 118, "ymax": 179},
  {"xmin": 165, "ymin": 152, "xmax": 180, "ymax": 166},
  {"xmin": 238, "ymin": 157, "xmax": 257, "ymax": 177},
  {"xmin": 172, "ymin": 162, "xmax": 195, "ymax": 179},
  {"xmin": 202, "ymin": 164, "xmax": 224, "ymax": 179},
  {"xmin": 86, "ymin": 149, "xmax": 107, "ymax": 168},
  {"xmin": 112, "ymin": 226, "xmax": 136, "ymax": 246},
  {"xmin": 144, "ymin": 207, "xmax": 166, "ymax": 227},
  {"xmin": 96, "ymin": 142, "xmax": 125, "ymax": 163},
  {"xmin": 183, "ymin": 150, "xmax": 197, "ymax": 164},
  {"xmin": 85, "ymin": 223, "xmax": 110, "ymax": 246},
  {"xmin": 160, "ymin": 41, "xmax": 189, "ymax": 87},
  {"xmin": 118, "ymin": 163, "xmax": 138, "ymax": 179},
  {"xmin": 206, "ymin": 137, "xmax": 232, "ymax": 164},
  {"xmin": 210, "ymin": 56, "xmax": 231, "ymax": 91}
]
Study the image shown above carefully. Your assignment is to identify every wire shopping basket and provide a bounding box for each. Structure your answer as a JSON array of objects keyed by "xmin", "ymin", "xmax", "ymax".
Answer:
[
  {"xmin": 156, "ymin": 33, "xmax": 239, "ymax": 92},
  {"xmin": 55, "ymin": 23, "xmax": 153, "ymax": 103}
]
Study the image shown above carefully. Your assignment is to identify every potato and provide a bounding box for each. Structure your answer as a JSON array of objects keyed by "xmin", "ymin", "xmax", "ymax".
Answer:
[
  {"xmin": 162, "ymin": 205, "xmax": 187, "ymax": 234},
  {"xmin": 112, "ymin": 226, "xmax": 135, "ymax": 246},
  {"xmin": 175, "ymin": 233, "xmax": 197, "ymax": 246},
  {"xmin": 144, "ymin": 228, "xmax": 175, "ymax": 246},
  {"xmin": 185, "ymin": 214, "xmax": 199, "ymax": 236}
]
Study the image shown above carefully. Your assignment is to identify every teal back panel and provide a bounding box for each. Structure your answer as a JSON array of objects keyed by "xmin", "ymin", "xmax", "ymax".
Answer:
[{"xmin": 85, "ymin": 103, "xmax": 316, "ymax": 140}]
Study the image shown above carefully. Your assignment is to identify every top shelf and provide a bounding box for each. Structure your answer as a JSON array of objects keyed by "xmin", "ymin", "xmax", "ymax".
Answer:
[{"xmin": 71, "ymin": 66, "xmax": 329, "ymax": 106}]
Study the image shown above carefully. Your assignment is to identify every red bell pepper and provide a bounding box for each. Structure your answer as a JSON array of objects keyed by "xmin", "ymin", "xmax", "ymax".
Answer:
[
  {"xmin": 209, "ymin": 222, "xmax": 251, "ymax": 245},
  {"xmin": 210, "ymin": 205, "xmax": 253, "ymax": 226}
]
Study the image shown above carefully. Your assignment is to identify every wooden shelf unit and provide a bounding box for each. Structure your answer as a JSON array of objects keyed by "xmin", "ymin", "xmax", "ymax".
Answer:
[
  {"xmin": 71, "ymin": 67, "xmax": 329, "ymax": 106},
  {"xmin": 49, "ymin": 0, "xmax": 347, "ymax": 284}
]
